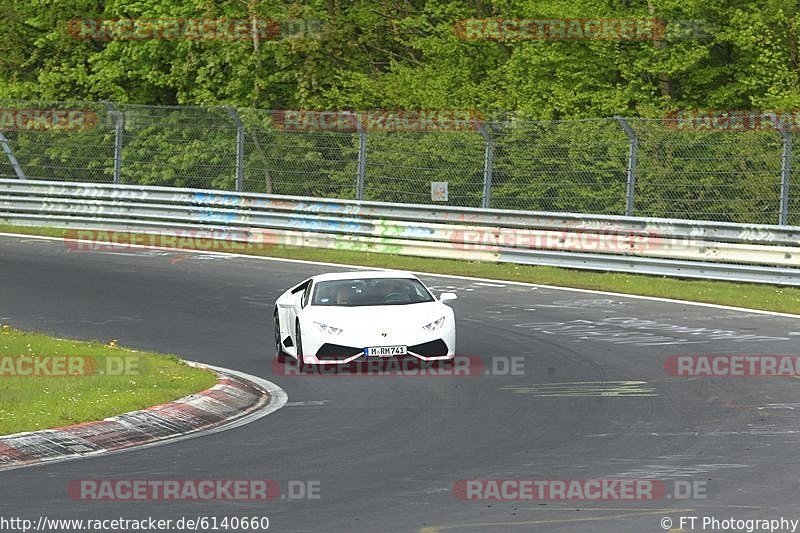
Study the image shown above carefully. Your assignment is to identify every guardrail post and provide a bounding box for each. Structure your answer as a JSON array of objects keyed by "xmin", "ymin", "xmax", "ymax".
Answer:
[
  {"xmin": 225, "ymin": 106, "xmax": 245, "ymax": 192},
  {"xmin": 101, "ymin": 101, "xmax": 123, "ymax": 184},
  {"xmin": 615, "ymin": 117, "xmax": 638, "ymax": 216},
  {"xmin": 475, "ymin": 122, "xmax": 494, "ymax": 209},
  {"xmin": 769, "ymin": 113, "xmax": 792, "ymax": 225},
  {"xmin": 346, "ymin": 112, "xmax": 367, "ymax": 200},
  {"xmin": 0, "ymin": 132, "xmax": 26, "ymax": 180}
]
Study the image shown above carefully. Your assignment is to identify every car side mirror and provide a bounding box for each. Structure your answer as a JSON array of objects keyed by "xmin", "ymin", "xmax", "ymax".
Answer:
[{"xmin": 439, "ymin": 292, "xmax": 458, "ymax": 302}]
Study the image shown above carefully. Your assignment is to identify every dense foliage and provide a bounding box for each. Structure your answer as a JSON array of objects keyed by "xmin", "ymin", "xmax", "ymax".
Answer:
[{"xmin": 2, "ymin": 0, "xmax": 799, "ymax": 116}]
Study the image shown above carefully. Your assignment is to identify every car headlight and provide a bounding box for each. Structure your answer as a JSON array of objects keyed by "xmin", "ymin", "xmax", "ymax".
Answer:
[
  {"xmin": 422, "ymin": 317, "xmax": 446, "ymax": 332},
  {"xmin": 314, "ymin": 321, "xmax": 343, "ymax": 335}
]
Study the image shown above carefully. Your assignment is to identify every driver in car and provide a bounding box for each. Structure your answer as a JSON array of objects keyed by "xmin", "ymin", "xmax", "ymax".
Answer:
[{"xmin": 381, "ymin": 280, "xmax": 412, "ymax": 303}]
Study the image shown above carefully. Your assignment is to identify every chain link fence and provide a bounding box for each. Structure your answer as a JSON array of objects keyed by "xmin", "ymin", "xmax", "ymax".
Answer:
[
  {"xmin": 633, "ymin": 118, "xmax": 784, "ymax": 223},
  {"xmin": 488, "ymin": 118, "xmax": 630, "ymax": 214},
  {"xmin": 238, "ymin": 108, "xmax": 360, "ymax": 199},
  {"xmin": 0, "ymin": 100, "xmax": 113, "ymax": 183},
  {"xmin": 0, "ymin": 100, "xmax": 796, "ymax": 225}
]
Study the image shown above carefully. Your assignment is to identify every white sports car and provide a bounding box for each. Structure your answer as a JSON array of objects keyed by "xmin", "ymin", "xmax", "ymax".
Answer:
[{"xmin": 273, "ymin": 271, "xmax": 457, "ymax": 369}]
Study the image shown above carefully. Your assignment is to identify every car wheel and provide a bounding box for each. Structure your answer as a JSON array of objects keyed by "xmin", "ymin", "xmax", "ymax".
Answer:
[
  {"xmin": 295, "ymin": 320, "xmax": 307, "ymax": 373},
  {"xmin": 274, "ymin": 310, "xmax": 286, "ymax": 363}
]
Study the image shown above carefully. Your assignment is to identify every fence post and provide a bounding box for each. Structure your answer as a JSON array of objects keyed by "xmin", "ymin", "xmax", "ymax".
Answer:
[
  {"xmin": 345, "ymin": 112, "xmax": 367, "ymax": 200},
  {"xmin": 225, "ymin": 106, "xmax": 245, "ymax": 192},
  {"xmin": 101, "ymin": 101, "xmax": 123, "ymax": 184},
  {"xmin": 475, "ymin": 122, "xmax": 494, "ymax": 209},
  {"xmin": 357, "ymin": 132, "xmax": 366, "ymax": 200},
  {"xmin": 615, "ymin": 116, "xmax": 638, "ymax": 216},
  {"xmin": 0, "ymin": 133, "xmax": 26, "ymax": 180},
  {"xmin": 769, "ymin": 113, "xmax": 792, "ymax": 225}
]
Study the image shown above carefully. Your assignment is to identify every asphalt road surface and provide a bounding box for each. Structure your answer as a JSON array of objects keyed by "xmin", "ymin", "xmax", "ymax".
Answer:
[{"xmin": 1, "ymin": 234, "xmax": 800, "ymax": 532}]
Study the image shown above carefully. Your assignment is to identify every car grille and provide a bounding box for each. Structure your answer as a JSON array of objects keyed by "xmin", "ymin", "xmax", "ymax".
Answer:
[
  {"xmin": 316, "ymin": 344, "xmax": 364, "ymax": 360},
  {"xmin": 408, "ymin": 339, "xmax": 449, "ymax": 357}
]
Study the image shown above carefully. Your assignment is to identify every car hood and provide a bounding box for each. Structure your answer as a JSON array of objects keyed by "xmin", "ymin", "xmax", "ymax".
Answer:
[{"xmin": 304, "ymin": 301, "xmax": 445, "ymax": 328}]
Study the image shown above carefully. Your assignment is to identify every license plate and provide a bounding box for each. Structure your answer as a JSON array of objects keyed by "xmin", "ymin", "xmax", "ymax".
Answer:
[{"xmin": 366, "ymin": 345, "xmax": 407, "ymax": 357}]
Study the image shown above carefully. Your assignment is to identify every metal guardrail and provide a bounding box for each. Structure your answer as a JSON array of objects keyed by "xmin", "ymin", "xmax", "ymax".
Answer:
[{"xmin": 0, "ymin": 178, "xmax": 799, "ymax": 286}]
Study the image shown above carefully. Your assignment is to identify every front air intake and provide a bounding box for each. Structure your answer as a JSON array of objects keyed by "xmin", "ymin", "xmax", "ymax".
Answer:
[
  {"xmin": 316, "ymin": 344, "xmax": 364, "ymax": 360},
  {"xmin": 408, "ymin": 339, "xmax": 448, "ymax": 357}
]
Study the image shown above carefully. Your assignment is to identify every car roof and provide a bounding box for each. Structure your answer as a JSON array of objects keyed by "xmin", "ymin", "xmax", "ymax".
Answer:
[{"xmin": 310, "ymin": 270, "xmax": 419, "ymax": 283}]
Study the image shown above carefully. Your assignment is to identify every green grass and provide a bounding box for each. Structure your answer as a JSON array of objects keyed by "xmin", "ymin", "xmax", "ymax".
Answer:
[
  {"xmin": 2, "ymin": 223, "xmax": 799, "ymax": 315},
  {"xmin": 0, "ymin": 325, "xmax": 217, "ymax": 435}
]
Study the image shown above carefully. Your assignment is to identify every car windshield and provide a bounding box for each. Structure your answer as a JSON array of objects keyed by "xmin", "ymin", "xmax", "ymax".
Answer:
[{"xmin": 311, "ymin": 278, "xmax": 435, "ymax": 306}]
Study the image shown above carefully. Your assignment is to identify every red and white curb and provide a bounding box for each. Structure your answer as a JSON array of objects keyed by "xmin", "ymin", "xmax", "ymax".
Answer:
[{"xmin": 0, "ymin": 362, "xmax": 287, "ymax": 472}]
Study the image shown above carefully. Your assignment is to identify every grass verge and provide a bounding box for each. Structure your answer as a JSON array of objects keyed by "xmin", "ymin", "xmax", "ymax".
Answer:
[
  {"xmin": 0, "ymin": 325, "xmax": 217, "ymax": 435},
  {"xmin": 2, "ymin": 223, "xmax": 799, "ymax": 315}
]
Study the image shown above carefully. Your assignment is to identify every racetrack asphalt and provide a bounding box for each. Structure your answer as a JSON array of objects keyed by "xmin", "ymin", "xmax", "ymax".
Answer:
[{"xmin": 1, "ymin": 234, "xmax": 800, "ymax": 532}]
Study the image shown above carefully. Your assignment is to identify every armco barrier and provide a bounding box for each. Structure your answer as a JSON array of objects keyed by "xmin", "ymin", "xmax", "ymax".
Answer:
[{"xmin": 0, "ymin": 178, "xmax": 798, "ymax": 285}]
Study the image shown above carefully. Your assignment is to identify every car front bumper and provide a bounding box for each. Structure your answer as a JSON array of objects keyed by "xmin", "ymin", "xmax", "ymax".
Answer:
[{"xmin": 301, "ymin": 338, "xmax": 454, "ymax": 365}]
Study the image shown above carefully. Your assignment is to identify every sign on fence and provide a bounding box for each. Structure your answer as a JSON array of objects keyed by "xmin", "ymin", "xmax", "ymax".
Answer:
[{"xmin": 431, "ymin": 182, "xmax": 448, "ymax": 202}]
